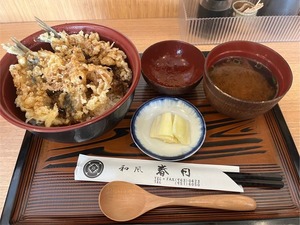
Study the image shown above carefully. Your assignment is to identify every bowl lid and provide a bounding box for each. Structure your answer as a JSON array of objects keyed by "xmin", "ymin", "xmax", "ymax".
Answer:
[{"xmin": 141, "ymin": 40, "xmax": 205, "ymax": 89}]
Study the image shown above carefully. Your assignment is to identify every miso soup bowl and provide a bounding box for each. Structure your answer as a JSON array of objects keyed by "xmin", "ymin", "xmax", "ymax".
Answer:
[
  {"xmin": 0, "ymin": 23, "xmax": 141, "ymax": 143},
  {"xmin": 203, "ymin": 41, "xmax": 293, "ymax": 119}
]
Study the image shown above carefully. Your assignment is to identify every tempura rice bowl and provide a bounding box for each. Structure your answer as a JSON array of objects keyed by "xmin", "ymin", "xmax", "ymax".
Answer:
[{"xmin": 0, "ymin": 23, "xmax": 141, "ymax": 143}]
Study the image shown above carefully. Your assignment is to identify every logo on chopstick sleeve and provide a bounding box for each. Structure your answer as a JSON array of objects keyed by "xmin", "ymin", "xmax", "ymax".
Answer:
[{"xmin": 83, "ymin": 160, "xmax": 104, "ymax": 178}]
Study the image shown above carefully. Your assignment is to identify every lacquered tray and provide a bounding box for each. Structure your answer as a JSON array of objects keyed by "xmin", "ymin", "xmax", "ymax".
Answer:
[{"xmin": 1, "ymin": 76, "xmax": 299, "ymax": 225}]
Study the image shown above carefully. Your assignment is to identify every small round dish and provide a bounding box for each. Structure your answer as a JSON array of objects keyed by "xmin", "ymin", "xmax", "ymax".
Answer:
[
  {"xmin": 141, "ymin": 40, "xmax": 205, "ymax": 95},
  {"xmin": 130, "ymin": 97, "xmax": 206, "ymax": 161}
]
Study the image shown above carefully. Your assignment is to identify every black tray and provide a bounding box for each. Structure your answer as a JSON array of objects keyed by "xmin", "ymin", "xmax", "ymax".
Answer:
[{"xmin": 1, "ymin": 76, "xmax": 299, "ymax": 225}]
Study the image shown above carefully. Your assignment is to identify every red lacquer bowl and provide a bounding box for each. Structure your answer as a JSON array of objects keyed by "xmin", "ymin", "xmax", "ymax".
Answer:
[
  {"xmin": 203, "ymin": 41, "xmax": 293, "ymax": 119},
  {"xmin": 141, "ymin": 40, "xmax": 205, "ymax": 95}
]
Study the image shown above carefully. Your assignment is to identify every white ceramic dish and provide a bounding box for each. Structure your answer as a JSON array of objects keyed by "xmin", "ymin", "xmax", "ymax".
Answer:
[{"xmin": 130, "ymin": 97, "xmax": 206, "ymax": 161}]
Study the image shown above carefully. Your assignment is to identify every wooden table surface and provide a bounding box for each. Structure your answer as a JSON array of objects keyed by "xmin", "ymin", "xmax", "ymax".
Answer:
[{"xmin": 0, "ymin": 18, "xmax": 299, "ymax": 218}]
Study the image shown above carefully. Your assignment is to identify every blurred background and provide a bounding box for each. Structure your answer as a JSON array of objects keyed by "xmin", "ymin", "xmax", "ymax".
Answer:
[
  {"xmin": 0, "ymin": 0, "xmax": 180, "ymax": 22},
  {"xmin": 1, "ymin": 0, "xmax": 299, "ymax": 23}
]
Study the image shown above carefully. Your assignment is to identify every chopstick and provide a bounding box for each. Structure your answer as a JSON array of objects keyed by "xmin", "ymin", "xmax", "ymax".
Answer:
[
  {"xmin": 225, "ymin": 172, "xmax": 283, "ymax": 181},
  {"xmin": 225, "ymin": 172, "xmax": 284, "ymax": 189},
  {"xmin": 232, "ymin": 179, "xmax": 284, "ymax": 189}
]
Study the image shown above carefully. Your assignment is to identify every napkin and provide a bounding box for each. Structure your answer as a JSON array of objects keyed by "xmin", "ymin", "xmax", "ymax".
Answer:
[{"xmin": 75, "ymin": 154, "xmax": 243, "ymax": 192}]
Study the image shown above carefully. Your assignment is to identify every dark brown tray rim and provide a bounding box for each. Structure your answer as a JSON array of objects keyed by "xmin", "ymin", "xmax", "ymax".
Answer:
[{"xmin": 1, "ymin": 103, "xmax": 299, "ymax": 225}]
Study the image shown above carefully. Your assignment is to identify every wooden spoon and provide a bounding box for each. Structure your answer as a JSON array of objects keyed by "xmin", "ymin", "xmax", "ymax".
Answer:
[{"xmin": 98, "ymin": 181, "xmax": 256, "ymax": 222}]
